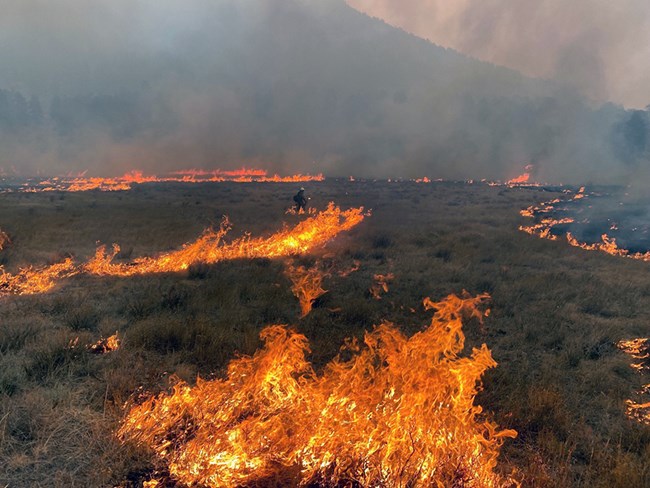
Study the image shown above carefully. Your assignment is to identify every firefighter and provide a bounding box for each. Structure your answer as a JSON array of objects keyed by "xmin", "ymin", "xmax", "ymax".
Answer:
[{"xmin": 293, "ymin": 187, "xmax": 308, "ymax": 212}]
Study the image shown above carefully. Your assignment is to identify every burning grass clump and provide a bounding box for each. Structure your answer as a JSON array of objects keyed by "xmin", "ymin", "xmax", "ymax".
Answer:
[
  {"xmin": 285, "ymin": 261, "xmax": 329, "ymax": 317},
  {"xmin": 119, "ymin": 293, "xmax": 517, "ymax": 487}
]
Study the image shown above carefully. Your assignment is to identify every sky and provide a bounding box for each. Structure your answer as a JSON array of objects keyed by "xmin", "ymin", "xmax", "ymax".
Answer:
[{"xmin": 347, "ymin": 0, "xmax": 650, "ymax": 108}]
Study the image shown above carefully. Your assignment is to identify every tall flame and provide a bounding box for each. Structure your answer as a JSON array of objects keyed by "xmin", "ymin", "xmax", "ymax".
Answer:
[
  {"xmin": 119, "ymin": 293, "xmax": 517, "ymax": 487},
  {"xmin": 618, "ymin": 338, "xmax": 650, "ymax": 424}
]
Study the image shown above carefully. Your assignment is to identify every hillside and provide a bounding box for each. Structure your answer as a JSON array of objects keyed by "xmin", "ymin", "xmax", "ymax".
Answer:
[{"xmin": 0, "ymin": 0, "xmax": 647, "ymax": 182}]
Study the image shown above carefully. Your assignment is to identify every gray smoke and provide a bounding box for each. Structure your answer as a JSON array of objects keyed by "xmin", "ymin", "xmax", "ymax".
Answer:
[
  {"xmin": 347, "ymin": 0, "xmax": 650, "ymax": 109},
  {"xmin": 0, "ymin": 0, "xmax": 646, "ymax": 183}
]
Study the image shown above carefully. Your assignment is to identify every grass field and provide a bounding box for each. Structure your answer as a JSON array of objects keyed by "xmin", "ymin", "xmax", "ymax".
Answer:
[{"xmin": 1, "ymin": 180, "xmax": 649, "ymax": 487}]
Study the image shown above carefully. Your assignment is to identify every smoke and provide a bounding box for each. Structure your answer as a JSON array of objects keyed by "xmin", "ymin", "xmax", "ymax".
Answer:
[
  {"xmin": 347, "ymin": 0, "xmax": 650, "ymax": 108},
  {"xmin": 0, "ymin": 0, "xmax": 646, "ymax": 183}
]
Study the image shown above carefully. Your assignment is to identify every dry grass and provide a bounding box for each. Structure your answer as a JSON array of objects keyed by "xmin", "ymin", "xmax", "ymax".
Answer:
[{"xmin": 0, "ymin": 180, "xmax": 649, "ymax": 487}]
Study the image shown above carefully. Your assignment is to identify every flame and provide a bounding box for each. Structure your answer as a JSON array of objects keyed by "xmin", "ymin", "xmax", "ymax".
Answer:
[
  {"xmin": 618, "ymin": 339, "xmax": 650, "ymax": 423},
  {"xmin": 119, "ymin": 293, "xmax": 517, "ymax": 487},
  {"xmin": 88, "ymin": 332, "xmax": 121, "ymax": 354},
  {"xmin": 285, "ymin": 262, "xmax": 329, "ymax": 317},
  {"xmin": 0, "ymin": 258, "xmax": 76, "ymax": 295},
  {"xmin": 370, "ymin": 273, "xmax": 394, "ymax": 299},
  {"xmin": 517, "ymin": 188, "xmax": 650, "ymax": 261},
  {"xmin": 20, "ymin": 169, "xmax": 324, "ymax": 192},
  {"xmin": 0, "ymin": 204, "xmax": 365, "ymax": 296},
  {"xmin": 506, "ymin": 164, "xmax": 535, "ymax": 186}
]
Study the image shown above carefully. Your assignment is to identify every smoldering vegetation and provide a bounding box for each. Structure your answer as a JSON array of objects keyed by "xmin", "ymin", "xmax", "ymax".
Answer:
[
  {"xmin": 0, "ymin": 0, "xmax": 648, "ymax": 183},
  {"xmin": 0, "ymin": 181, "xmax": 650, "ymax": 486}
]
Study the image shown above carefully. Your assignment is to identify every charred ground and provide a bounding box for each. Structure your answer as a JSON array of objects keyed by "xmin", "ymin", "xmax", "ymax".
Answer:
[{"xmin": 1, "ymin": 180, "xmax": 649, "ymax": 487}]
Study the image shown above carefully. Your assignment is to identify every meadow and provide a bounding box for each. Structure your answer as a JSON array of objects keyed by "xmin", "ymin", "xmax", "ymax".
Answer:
[{"xmin": 1, "ymin": 180, "xmax": 649, "ymax": 487}]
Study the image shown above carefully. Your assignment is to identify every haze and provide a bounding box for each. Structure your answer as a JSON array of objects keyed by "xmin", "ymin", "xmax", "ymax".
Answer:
[
  {"xmin": 0, "ymin": 0, "xmax": 647, "ymax": 183},
  {"xmin": 348, "ymin": 0, "xmax": 650, "ymax": 108}
]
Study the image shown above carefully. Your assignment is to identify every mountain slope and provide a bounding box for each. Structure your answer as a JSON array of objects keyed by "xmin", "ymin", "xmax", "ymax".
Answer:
[{"xmin": 0, "ymin": 0, "xmax": 646, "ymax": 182}]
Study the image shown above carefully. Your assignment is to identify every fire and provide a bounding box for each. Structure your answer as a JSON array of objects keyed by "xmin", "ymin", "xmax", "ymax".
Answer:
[
  {"xmin": 0, "ymin": 258, "xmax": 76, "ymax": 296},
  {"xmin": 0, "ymin": 229, "xmax": 10, "ymax": 251},
  {"xmin": 84, "ymin": 203, "xmax": 365, "ymax": 277},
  {"xmin": 285, "ymin": 262, "xmax": 329, "ymax": 317},
  {"xmin": 618, "ymin": 339, "xmax": 650, "ymax": 424},
  {"xmin": 519, "ymin": 218, "xmax": 574, "ymax": 241},
  {"xmin": 565, "ymin": 233, "xmax": 650, "ymax": 261},
  {"xmin": 119, "ymin": 293, "xmax": 517, "ymax": 487},
  {"xmin": 618, "ymin": 338, "xmax": 650, "ymax": 372},
  {"xmin": 20, "ymin": 168, "xmax": 325, "ymax": 193},
  {"xmin": 88, "ymin": 332, "xmax": 121, "ymax": 354},
  {"xmin": 519, "ymin": 186, "xmax": 650, "ymax": 261},
  {"xmin": 0, "ymin": 204, "xmax": 365, "ymax": 296},
  {"xmin": 517, "ymin": 187, "xmax": 650, "ymax": 260},
  {"xmin": 370, "ymin": 272, "xmax": 394, "ymax": 299},
  {"xmin": 506, "ymin": 164, "xmax": 534, "ymax": 186}
]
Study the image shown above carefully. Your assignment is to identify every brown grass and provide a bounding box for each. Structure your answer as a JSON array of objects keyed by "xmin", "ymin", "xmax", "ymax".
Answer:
[{"xmin": 0, "ymin": 180, "xmax": 649, "ymax": 486}]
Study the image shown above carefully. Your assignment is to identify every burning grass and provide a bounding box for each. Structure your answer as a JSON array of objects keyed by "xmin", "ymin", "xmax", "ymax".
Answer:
[
  {"xmin": 17, "ymin": 168, "xmax": 325, "ymax": 193},
  {"xmin": 0, "ymin": 203, "xmax": 365, "ymax": 296},
  {"xmin": 285, "ymin": 261, "xmax": 329, "ymax": 317},
  {"xmin": 119, "ymin": 293, "xmax": 516, "ymax": 487}
]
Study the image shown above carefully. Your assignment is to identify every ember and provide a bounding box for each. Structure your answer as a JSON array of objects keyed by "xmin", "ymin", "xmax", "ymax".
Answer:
[
  {"xmin": 520, "ymin": 187, "xmax": 650, "ymax": 261},
  {"xmin": 119, "ymin": 293, "xmax": 517, "ymax": 487},
  {"xmin": 506, "ymin": 164, "xmax": 534, "ymax": 186},
  {"xmin": 19, "ymin": 168, "xmax": 325, "ymax": 193},
  {"xmin": 618, "ymin": 339, "xmax": 650, "ymax": 424}
]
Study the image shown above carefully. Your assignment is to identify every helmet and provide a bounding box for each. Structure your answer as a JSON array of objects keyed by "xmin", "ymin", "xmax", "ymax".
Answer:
[{"xmin": 300, "ymin": 187, "xmax": 305, "ymax": 191}]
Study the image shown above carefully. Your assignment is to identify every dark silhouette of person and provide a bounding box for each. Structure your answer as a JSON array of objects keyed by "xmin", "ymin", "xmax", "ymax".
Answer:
[{"xmin": 293, "ymin": 187, "xmax": 307, "ymax": 212}]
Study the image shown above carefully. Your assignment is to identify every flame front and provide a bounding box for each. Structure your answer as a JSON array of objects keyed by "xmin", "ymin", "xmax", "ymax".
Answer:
[
  {"xmin": 370, "ymin": 273, "xmax": 394, "ymax": 299},
  {"xmin": 119, "ymin": 294, "xmax": 517, "ymax": 487},
  {"xmin": 0, "ymin": 204, "xmax": 364, "ymax": 296},
  {"xmin": 518, "ymin": 188, "xmax": 650, "ymax": 261},
  {"xmin": 19, "ymin": 168, "xmax": 325, "ymax": 192}
]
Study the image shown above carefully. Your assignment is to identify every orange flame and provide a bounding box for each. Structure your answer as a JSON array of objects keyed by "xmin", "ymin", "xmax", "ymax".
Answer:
[
  {"xmin": 88, "ymin": 332, "xmax": 121, "ymax": 354},
  {"xmin": 565, "ymin": 233, "xmax": 650, "ymax": 261},
  {"xmin": 23, "ymin": 169, "xmax": 325, "ymax": 192},
  {"xmin": 370, "ymin": 272, "xmax": 394, "ymax": 299},
  {"xmin": 0, "ymin": 204, "xmax": 365, "ymax": 296},
  {"xmin": 285, "ymin": 262, "xmax": 329, "ymax": 317},
  {"xmin": 0, "ymin": 258, "xmax": 76, "ymax": 296},
  {"xmin": 506, "ymin": 164, "xmax": 535, "ymax": 186},
  {"xmin": 118, "ymin": 293, "xmax": 517, "ymax": 487},
  {"xmin": 517, "ymin": 188, "xmax": 650, "ymax": 262}
]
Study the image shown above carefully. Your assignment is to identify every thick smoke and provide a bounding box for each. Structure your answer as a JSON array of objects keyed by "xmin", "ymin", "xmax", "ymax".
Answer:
[
  {"xmin": 347, "ymin": 0, "xmax": 650, "ymax": 109},
  {"xmin": 0, "ymin": 0, "xmax": 647, "ymax": 183}
]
